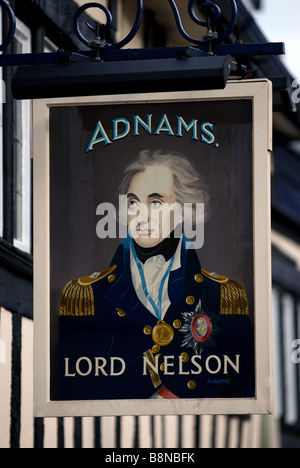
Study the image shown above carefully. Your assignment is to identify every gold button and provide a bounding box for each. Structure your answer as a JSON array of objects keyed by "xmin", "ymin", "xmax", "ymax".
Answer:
[
  {"xmin": 117, "ymin": 309, "xmax": 126, "ymax": 317},
  {"xmin": 143, "ymin": 326, "xmax": 152, "ymax": 336},
  {"xmin": 108, "ymin": 274, "xmax": 116, "ymax": 283},
  {"xmin": 188, "ymin": 380, "xmax": 196, "ymax": 390},
  {"xmin": 186, "ymin": 296, "xmax": 195, "ymax": 306},
  {"xmin": 160, "ymin": 363, "xmax": 165, "ymax": 372},
  {"xmin": 152, "ymin": 344, "xmax": 160, "ymax": 354},
  {"xmin": 180, "ymin": 352, "xmax": 189, "ymax": 363},
  {"xmin": 194, "ymin": 274, "xmax": 204, "ymax": 283},
  {"xmin": 173, "ymin": 319, "xmax": 182, "ymax": 329}
]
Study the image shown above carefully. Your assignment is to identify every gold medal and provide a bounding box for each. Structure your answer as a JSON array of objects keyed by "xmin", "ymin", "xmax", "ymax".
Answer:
[{"xmin": 152, "ymin": 320, "xmax": 174, "ymax": 347}]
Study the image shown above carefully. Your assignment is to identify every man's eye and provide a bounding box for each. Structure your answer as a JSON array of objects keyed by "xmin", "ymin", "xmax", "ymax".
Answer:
[
  {"xmin": 128, "ymin": 200, "xmax": 139, "ymax": 209},
  {"xmin": 151, "ymin": 200, "xmax": 162, "ymax": 209}
]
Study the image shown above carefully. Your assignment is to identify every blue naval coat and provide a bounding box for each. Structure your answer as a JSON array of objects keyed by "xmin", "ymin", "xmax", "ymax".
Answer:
[{"xmin": 58, "ymin": 236, "xmax": 255, "ymax": 401}]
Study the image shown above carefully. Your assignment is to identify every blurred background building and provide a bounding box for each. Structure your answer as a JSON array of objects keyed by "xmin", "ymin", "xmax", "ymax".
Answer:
[{"xmin": 0, "ymin": 0, "xmax": 300, "ymax": 448}]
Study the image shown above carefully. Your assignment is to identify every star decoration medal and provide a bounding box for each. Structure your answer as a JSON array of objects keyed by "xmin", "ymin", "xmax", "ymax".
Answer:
[{"xmin": 180, "ymin": 300, "xmax": 217, "ymax": 355}]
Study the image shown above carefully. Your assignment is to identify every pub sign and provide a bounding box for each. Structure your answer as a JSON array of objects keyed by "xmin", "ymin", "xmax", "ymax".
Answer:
[{"xmin": 33, "ymin": 80, "xmax": 273, "ymax": 417}]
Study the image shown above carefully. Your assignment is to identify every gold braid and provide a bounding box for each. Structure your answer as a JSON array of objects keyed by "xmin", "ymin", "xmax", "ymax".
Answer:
[{"xmin": 221, "ymin": 280, "xmax": 249, "ymax": 316}]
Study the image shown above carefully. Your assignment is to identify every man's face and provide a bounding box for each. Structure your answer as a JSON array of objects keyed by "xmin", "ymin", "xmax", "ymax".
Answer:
[{"xmin": 127, "ymin": 165, "xmax": 182, "ymax": 248}]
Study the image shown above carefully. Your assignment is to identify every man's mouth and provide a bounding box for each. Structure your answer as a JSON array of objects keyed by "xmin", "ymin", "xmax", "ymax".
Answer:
[
  {"xmin": 137, "ymin": 229, "xmax": 154, "ymax": 237},
  {"xmin": 136, "ymin": 225, "xmax": 160, "ymax": 238}
]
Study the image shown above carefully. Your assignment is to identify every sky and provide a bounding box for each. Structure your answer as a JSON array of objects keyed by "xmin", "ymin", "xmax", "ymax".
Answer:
[{"xmin": 252, "ymin": 0, "xmax": 300, "ymax": 78}]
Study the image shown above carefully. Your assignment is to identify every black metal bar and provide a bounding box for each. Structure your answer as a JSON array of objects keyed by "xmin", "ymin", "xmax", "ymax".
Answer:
[
  {"xmin": 0, "ymin": 51, "xmax": 93, "ymax": 67},
  {"xmin": 108, "ymin": 0, "xmax": 118, "ymax": 44},
  {"xmin": 211, "ymin": 42, "xmax": 285, "ymax": 56},
  {"xmin": 11, "ymin": 55, "xmax": 233, "ymax": 100},
  {"xmin": 0, "ymin": 41, "xmax": 286, "ymax": 68}
]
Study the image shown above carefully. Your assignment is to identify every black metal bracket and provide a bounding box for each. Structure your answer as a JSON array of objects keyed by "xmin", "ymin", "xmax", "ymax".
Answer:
[
  {"xmin": 0, "ymin": 0, "xmax": 286, "ymax": 63},
  {"xmin": 0, "ymin": 0, "xmax": 294, "ymax": 110}
]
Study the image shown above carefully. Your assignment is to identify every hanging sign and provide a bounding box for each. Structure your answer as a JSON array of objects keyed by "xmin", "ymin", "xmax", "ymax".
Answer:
[{"xmin": 33, "ymin": 80, "xmax": 273, "ymax": 417}]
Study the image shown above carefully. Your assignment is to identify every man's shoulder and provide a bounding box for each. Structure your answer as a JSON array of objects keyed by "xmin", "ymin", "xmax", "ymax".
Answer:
[
  {"xmin": 201, "ymin": 268, "xmax": 249, "ymax": 316},
  {"xmin": 59, "ymin": 265, "xmax": 117, "ymax": 317}
]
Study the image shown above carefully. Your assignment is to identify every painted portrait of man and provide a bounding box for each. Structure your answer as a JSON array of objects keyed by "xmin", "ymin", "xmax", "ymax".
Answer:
[{"xmin": 58, "ymin": 149, "xmax": 255, "ymax": 401}]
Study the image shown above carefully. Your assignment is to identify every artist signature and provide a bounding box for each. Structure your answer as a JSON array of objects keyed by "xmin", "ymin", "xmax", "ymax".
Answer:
[{"xmin": 207, "ymin": 378, "xmax": 230, "ymax": 385}]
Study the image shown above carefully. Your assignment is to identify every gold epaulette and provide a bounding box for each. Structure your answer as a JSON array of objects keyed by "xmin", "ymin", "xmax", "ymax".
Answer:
[
  {"xmin": 220, "ymin": 280, "xmax": 249, "ymax": 316},
  {"xmin": 202, "ymin": 269, "xmax": 249, "ymax": 316},
  {"xmin": 59, "ymin": 265, "xmax": 117, "ymax": 317}
]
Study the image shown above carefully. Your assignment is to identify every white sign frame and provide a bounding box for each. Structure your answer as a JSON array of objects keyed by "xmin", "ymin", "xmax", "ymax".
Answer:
[{"xmin": 33, "ymin": 79, "xmax": 273, "ymax": 418}]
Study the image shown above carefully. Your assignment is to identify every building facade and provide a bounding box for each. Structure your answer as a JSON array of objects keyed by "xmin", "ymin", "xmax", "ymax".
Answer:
[{"xmin": 0, "ymin": 0, "xmax": 299, "ymax": 448}]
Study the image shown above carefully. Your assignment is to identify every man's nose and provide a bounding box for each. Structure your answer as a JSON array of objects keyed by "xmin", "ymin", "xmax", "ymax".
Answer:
[
  {"xmin": 137, "ymin": 203, "xmax": 149, "ymax": 224},
  {"xmin": 136, "ymin": 203, "xmax": 149, "ymax": 223}
]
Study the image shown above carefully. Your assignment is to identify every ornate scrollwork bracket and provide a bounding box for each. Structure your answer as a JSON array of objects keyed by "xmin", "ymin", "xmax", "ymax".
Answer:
[
  {"xmin": 168, "ymin": 0, "xmax": 238, "ymax": 46},
  {"xmin": 72, "ymin": 0, "xmax": 238, "ymax": 51},
  {"xmin": 0, "ymin": 0, "xmax": 286, "ymax": 81},
  {"xmin": 0, "ymin": 0, "xmax": 16, "ymax": 52},
  {"xmin": 73, "ymin": 0, "xmax": 144, "ymax": 50}
]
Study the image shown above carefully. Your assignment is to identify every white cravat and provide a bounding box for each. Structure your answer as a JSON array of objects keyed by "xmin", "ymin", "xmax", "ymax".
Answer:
[{"xmin": 130, "ymin": 238, "xmax": 182, "ymax": 320}]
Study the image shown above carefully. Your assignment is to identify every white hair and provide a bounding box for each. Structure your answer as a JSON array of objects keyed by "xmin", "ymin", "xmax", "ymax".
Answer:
[{"xmin": 118, "ymin": 149, "xmax": 210, "ymax": 224}]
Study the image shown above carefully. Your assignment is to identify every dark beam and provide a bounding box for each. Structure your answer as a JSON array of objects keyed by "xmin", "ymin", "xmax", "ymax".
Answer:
[{"xmin": 11, "ymin": 55, "xmax": 233, "ymax": 99}]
